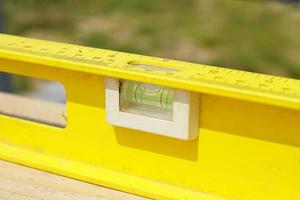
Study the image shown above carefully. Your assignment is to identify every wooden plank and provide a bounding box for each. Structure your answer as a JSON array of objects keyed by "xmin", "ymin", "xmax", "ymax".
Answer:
[{"xmin": 0, "ymin": 160, "xmax": 148, "ymax": 200}]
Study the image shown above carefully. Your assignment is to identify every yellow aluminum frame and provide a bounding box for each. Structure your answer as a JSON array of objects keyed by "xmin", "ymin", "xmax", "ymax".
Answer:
[{"xmin": 0, "ymin": 34, "xmax": 299, "ymax": 200}]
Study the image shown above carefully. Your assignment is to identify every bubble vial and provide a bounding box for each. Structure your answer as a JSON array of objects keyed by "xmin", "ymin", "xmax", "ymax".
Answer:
[{"xmin": 120, "ymin": 80, "xmax": 174, "ymax": 120}]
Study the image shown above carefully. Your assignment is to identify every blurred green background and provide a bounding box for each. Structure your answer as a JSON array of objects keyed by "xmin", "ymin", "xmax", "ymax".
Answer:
[{"xmin": 1, "ymin": 0, "xmax": 300, "ymax": 94}]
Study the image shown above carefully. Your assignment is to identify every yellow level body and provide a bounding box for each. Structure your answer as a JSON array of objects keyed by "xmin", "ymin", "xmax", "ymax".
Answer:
[{"xmin": 0, "ymin": 34, "xmax": 299, "ymax": 199}]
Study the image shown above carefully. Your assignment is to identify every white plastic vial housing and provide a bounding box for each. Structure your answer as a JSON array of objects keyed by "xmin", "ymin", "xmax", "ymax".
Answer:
[{"xmin": 105, "ymin": 78, "xmax": 200, "ymax": 140}]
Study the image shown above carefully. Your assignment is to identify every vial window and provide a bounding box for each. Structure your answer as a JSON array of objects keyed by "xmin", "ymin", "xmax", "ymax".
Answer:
[{"xmin": 120, "ymin": 80, "xmax": 174, "ymax": 121}]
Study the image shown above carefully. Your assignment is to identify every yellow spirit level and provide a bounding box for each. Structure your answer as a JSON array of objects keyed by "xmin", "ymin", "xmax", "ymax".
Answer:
[{"xmin": 0, "ymin": 34, "xmax": 299, "ymax": 200}]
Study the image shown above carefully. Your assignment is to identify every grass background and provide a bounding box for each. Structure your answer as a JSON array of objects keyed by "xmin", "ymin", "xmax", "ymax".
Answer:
[{"xmin": 3, "ymin": 0, "xmax": 300, "ymax": 80}]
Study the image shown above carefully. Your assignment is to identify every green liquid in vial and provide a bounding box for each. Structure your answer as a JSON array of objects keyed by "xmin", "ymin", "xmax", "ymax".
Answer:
[{"xmin": 120, "ymin": 80, "xmax": 174, "ymax": 120}]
